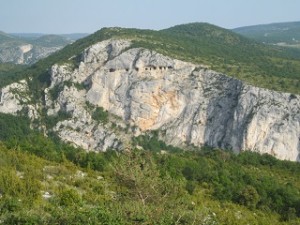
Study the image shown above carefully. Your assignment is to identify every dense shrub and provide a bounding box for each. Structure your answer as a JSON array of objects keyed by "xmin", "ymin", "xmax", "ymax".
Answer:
[{"xmin": 92, "ymin": 107, "xmax": 109, "ymax": 124}]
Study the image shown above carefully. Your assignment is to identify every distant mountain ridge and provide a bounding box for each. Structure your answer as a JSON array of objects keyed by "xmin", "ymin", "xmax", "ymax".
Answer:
[
  {"xmin": 233, "ymin": 21, "xmax": 300, "ymax": 47},
  {"xmin": 11, "ymin": 32, "xmax": 89, "ymax": 41},
  {"xmin": 0, "ymin": 31, "xmax": 88, "ymax": 65}
]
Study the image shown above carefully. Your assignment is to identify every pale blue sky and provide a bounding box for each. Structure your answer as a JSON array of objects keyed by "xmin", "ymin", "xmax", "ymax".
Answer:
[{"xmin": 1, "ymin": 0, "xmax": 299, "ymax": 33}]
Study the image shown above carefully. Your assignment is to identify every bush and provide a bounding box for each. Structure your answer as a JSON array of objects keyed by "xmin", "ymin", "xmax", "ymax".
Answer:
[
  {"xmin": 237, "ymin": 185, "xmax": 260, "ymax": 209},
  {"xmin": 92, "ymin": 107, "xmax": 109, "ymax": 124},
  {"xmin": 57, "ymin": 188, "xmax": 82, "ymax": 207}
]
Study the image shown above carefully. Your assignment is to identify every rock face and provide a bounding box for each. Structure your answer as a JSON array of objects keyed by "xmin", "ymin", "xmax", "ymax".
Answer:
[
  {"xmin": 0, "ymin": 80, "xmax": 29, "ymax": 114},
  {"xmin": 0, "ymin": 39, "xmax": 299, "ymax": 161}
]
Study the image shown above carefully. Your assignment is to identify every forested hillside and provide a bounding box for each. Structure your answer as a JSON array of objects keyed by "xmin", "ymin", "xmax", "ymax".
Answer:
[
  {"xmin": 0, "ymin": 63, "xmax": 27, "ymax": 87},
  {"xmin": 0, "ymin": 113, "xmax": 300, "ymax": 224}
]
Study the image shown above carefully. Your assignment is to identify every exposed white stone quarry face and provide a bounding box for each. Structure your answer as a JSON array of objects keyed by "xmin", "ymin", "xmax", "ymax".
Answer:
[{"xmin": 0, "ymin": 39, "xmax": 299, "ymax": 161}]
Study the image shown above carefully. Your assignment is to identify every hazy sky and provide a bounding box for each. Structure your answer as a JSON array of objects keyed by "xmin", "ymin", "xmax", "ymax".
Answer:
[{"xmin": 1, "ymin": 0, "xmax": 299, "ymax": 34}]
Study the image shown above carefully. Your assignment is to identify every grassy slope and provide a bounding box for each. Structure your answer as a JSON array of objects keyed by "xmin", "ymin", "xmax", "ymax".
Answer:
[{"xmin": 2, "ymin": 23, "xmax": 300, "ymax": 94}]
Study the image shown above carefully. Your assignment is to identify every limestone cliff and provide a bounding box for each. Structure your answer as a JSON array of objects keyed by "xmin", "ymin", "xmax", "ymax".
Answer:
[{"xmin": 0, "ymin": 39, "xmax": 299, "ymax": 161}]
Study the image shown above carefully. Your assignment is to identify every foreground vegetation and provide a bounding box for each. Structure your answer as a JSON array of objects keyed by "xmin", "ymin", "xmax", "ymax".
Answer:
[
  {"xmin": 1, "ymin": 23, "xmax": 300, "ymax": 95},
  {"xmin": 0, "ymin": 113, "xmax": 300, "ymax": 224}
]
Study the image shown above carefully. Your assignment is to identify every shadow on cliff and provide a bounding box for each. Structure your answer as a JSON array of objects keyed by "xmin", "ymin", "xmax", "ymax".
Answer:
[{"xmin": 203, "ymin": 75, "xmax": 245, "ymax": 152}]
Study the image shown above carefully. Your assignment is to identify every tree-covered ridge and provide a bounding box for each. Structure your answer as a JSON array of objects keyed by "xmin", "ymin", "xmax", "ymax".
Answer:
[
  {"xmin": 0, "ymin": 31, "xmax": 26, "ymax": 47},
  {"xmin": 0, "ymin": 113, "xmax": 300, "ymax": 224},
  {"xmin": 233, "ymin": 21, "xmax": 300, "ymax": 45},
  {"xmin": 0, "ymin": 31, "xmax": 72, "ymax": 48},
  {"xmin": 2, "ymin": 23, "xmax": 300, "ymax": 94},
  {"xmin": 29, "ymin": 34, "xmax": 72, "ymax": 48}
]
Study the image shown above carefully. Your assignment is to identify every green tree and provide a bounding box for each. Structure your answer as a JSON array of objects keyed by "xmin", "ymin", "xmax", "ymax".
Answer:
[
  {"xmin": 237, "ymin": 185, "xmax": 260, "ymax": 209},
  {"xmin": 57, "ymin": 188, "xmax": 82, "ymax": 207},
  {"xmin": 92, "ymin": 107, "xmax": 109, "ymax": 124}
]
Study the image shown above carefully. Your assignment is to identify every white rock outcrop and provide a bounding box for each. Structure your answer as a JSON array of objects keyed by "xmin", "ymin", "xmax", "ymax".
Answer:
[
  {"xmin": 0, "ymin": 80, "xmax": 29, "ymax": 114},
  {"xmin": 1, "ymin": 39, "xmax": 299, "ymax": 161},
  {"xmin": 84, "ymin": 40, "xmax": 300, "ymax": 161}
]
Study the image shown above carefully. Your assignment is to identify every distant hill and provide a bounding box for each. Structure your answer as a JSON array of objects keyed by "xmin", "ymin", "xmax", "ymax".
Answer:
[
  {"xmin": 0, "ymin": 31, "xmax": 74, "ymax": 65},
  {"xmin": 1, "ymin": 22, "xmax": 300, "ymax": 93},
  {"xmin": 162, "ymin": 22, "xmax": 251, "ymax": 44},
  {"xmin": 60, "ymin": 33, "xmax": 89, "ymax": 40},
  {"xmin": 10, "ymin": 33, "xmax": 46, "ymax": 40},
  {"xmin": 11, "ymin": 32, "xmax": 89, "ymax": 41},
  {"xmin": 0, "ymin": 31, "xmax": 26, "ymax": 47},
  {"xmin": 233, "ymin": 21, "xmax": 300, "ymax": 47},
  {"xmin": 31, "ymin": 34, "xmax": 72, "ymax": 47}
]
